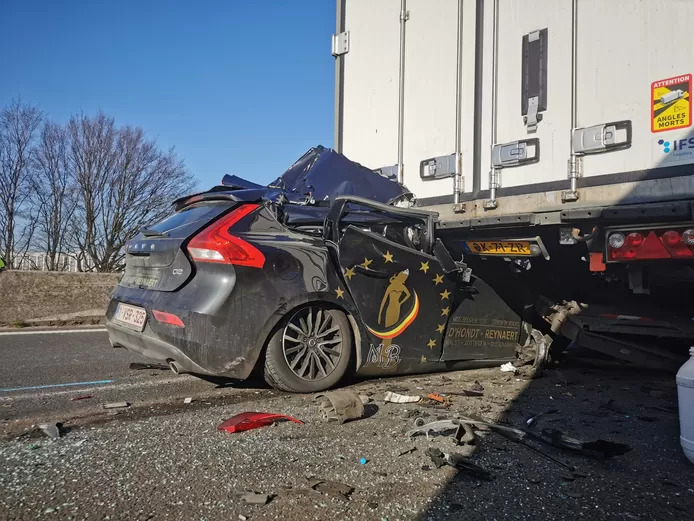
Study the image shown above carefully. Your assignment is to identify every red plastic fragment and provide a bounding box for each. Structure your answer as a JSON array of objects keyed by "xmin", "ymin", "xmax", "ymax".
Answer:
[{"xmin": 217, "ymin": 412, "xmax": 304, "ymax": 433}]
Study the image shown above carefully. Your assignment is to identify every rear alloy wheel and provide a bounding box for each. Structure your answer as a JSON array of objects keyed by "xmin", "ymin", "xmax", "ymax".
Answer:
[{"xmin": 264, "ymin": 306, "xmax": 353, "ymax": 392}]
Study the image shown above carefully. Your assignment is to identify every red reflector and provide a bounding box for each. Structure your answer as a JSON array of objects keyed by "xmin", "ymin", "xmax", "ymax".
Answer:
[
  {"xmin": 589, "ymin": 252, "xmax": 606, "ymax": 272},
  {"xmin": 152, "ymin": 310, "xmax": 185, "ymax": 327},
  {"xmin": 187, "ymin": 204, "xmax": 265, "ymax": 268}
]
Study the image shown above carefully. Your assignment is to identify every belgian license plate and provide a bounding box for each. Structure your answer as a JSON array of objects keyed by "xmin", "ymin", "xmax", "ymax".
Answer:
[
  {"xmin": 114, "ymin": 303, "xmax": 147, "ymax": 331},
  {"xmin": 464, "ymin": 240, "xmax": 532, "ymax": 256}
]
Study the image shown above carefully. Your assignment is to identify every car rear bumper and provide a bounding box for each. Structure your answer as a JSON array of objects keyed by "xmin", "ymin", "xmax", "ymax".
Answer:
[{"xmin": 106, "ymin": 321, "xmax": 213, "ymax": 375}]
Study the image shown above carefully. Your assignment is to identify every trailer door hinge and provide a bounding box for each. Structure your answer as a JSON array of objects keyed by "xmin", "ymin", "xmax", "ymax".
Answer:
[{"xmin": 331, "ymin": 31, "xmax": 350, "ymax": 57}]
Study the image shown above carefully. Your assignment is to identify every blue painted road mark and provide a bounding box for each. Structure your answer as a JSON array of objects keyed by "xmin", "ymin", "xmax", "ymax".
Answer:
[{"xmin": 0, "ymin": 379, "xmax": 114, "ymax": 393}]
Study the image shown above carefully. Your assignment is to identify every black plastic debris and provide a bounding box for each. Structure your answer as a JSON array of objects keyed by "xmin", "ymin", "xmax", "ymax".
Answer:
[
  {"xmin": 424, "ymin": 447, "xmax": 493, "ymax": 481},
  {"xmin": 525, "ymin": 428, "xmax": 632, "ymax": 459}
]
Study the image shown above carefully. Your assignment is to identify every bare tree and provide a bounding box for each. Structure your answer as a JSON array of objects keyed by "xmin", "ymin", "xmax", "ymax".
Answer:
[
  {"xmin": 0, "ymin": 99, "xmax": 42, "ymax": 266},
  {"xmin": 31, "ymin": 121, "xmax": 78, "ymax": 270},
  {"xmin": 68, "ymin": 113, "xmax": 195, "ymax": 272}
]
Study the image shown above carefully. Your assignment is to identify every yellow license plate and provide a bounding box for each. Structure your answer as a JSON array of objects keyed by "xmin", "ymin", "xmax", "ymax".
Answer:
[{"xmin": 464, "ymin": 240, "xmax": 532, "ymax": 256}]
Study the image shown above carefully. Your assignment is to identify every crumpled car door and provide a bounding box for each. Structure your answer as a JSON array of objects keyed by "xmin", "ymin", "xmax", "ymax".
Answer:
[{"xmin": 324, "ymin": 197, "xmax": 460, "ymax": 369}]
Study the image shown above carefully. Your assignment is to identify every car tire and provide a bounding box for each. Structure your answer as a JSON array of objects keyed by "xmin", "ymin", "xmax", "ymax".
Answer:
[{"xmin": 264, "ymin": 306, "xmax": 353, "ymax": 393}]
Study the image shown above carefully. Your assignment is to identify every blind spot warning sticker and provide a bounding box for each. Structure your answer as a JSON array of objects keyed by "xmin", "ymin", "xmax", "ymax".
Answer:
[{"xmin": 652, "ymin": 74, "xmax": 692, "ymax": 133}]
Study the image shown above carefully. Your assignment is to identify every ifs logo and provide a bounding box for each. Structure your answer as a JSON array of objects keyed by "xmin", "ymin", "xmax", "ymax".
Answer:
[{"xmin": 657, "ymin": 137, "xmax": 694, "ymax": 154}]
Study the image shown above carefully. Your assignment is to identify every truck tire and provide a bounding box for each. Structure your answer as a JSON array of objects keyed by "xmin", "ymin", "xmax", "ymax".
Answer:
[{"xmin": 264, "ymin": 306, "xmax": 353, "ymax": 393}]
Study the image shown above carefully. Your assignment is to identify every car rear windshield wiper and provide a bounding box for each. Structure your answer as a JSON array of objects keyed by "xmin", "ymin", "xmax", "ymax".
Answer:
[{"xmin": 140, "ymin": 228, "xmax": 169, "ymax": 237}]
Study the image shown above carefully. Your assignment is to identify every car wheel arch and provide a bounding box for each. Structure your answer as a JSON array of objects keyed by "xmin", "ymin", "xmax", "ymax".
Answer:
[{"xmin": 252, "ymin": 295, "xmax": 363, "ymax": 374}]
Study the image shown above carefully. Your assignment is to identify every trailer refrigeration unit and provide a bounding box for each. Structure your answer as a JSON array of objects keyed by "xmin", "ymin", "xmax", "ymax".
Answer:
[{"xmin": 333, "ymin": 0, "xmax": 694, "ymax": 369}]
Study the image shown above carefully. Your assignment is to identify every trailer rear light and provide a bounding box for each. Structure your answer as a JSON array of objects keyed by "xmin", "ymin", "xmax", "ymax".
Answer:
[
  {"xmin": 152, "ymin": 310, "xmax": 185, "ymax": 327},
  {"xmin": 662, "ymin": 230, "xmax": 681, "ymax": 247},
  {"xmin": 187, "ymin": 204, "xmax": 266, "ymax": 268},
  {"xmin": 625, "ymin": 233, "xmax": 643, "ymax": 248},
  {"xmin": 608, "ymin": 233, "xmax": 625, "ymax": 249},
  {"xmin": 607, "ymin": 227, "xmax": 694, "ymax": 261}
]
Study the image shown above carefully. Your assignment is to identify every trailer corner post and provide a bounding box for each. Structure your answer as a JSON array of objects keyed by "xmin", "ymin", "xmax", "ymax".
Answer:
[
  {"xmin": 483, "ymin": 0, "xmax": 500, "ymax": 210},
  {"xmin": 453, "ymin": 0, "xmax": 465, "ymax": 210},
  {"xmin": 397, "ymin": 0, "xmax": 409, "ymax": 185},
  {"xmin": 562, "ymin": 0, "xmax": 581, "ymax": 203},
  {"xmin": 333, "ymin": 0, "xmax": 346, "ymax": 154}
]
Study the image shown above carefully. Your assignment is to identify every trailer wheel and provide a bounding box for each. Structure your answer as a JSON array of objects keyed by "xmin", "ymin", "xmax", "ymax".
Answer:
[{"xmin": 264, "ymin": 305, "xmax": 353, "ymax": 393}]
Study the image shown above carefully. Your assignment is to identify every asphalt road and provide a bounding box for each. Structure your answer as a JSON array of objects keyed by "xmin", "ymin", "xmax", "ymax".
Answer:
[
  {"xmin": 0, "ymin": 329, "xmax": 275, "ymax": 434},
  {"xmin": 1, "ymin": 330, "xmax": 693, "ymax": 520}
]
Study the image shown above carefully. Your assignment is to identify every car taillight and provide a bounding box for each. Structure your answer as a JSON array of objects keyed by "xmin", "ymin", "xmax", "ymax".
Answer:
[
  {"xmin": 607, "ymin": 227, "xmax": 694, "ymax": 261},
  {"xmin": 187, "ymin": 204, "xmax": 265, "ymax": 268},
  {"xmin": 152, "ymin": 310, "xmax": 185, "ymax": 327}
]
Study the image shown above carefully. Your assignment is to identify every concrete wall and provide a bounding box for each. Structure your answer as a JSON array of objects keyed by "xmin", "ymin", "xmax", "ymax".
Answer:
[{"xmin": 0, "ymin": 271, "xmax": 121, "ymax": 325}]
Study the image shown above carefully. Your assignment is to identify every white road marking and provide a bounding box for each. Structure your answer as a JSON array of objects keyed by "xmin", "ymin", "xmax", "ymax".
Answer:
[
  {"xmin": 0, "ymin": 328, "xmax": 107, "ymax": 336},
  {"xmin": 0, "ymin": 375, "xmax": 203, "ymax": 400}
]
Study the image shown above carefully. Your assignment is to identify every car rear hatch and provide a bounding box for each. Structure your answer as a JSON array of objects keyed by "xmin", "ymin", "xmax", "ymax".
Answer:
[{"xmin": 120, "ymin": 200, "xmax": 235, "ymax": 292}]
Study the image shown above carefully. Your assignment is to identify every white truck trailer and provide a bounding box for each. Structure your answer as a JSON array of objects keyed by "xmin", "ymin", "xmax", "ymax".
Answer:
[{"xmin": 332, "ymin": 0, "xmax": 694, "ymax": 369}]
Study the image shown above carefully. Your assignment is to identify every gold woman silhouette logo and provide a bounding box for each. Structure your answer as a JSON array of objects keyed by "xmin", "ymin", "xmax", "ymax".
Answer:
[{"xmin": 367, "ymin": 269, "xmax": 420, "ymax": 344}]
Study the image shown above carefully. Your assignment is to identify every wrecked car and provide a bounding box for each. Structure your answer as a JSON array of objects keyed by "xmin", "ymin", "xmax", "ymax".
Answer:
[{"xmin": 106, "ymin": 147, "xmax": 547, "ymax": 392}]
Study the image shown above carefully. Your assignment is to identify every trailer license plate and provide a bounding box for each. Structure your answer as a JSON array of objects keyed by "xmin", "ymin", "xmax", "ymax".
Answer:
[
  {"xmin": 114, "ymin": 303, "xmax": 147, "ymax": 331},
  {"xmin": 464, "ymin": 241, "xmax": 532, "ymax": 256}
]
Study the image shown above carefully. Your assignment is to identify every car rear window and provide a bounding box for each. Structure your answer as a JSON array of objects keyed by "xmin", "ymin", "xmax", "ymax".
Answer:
[{"xmin": 148, "ymin": 202, "xmax": 232, "ymax": 234}]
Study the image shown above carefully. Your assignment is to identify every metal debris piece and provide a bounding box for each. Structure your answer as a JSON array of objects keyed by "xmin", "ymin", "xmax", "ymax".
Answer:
[
  {"xmin": 218, "ymin": 412, "xmax": 304, "ymax": 433},
  {"xmin": 454, "ymin": 423, "xmax": 477, "ymax": 446},
  {"xmin": 406, "ymin": 419, "xmax": 459, "ymax": 439},
  {"xmin": 314, "ymin": 390, "xmax": 365, "ymax": 424},
  {"xmin": 38, "ymin": 423, "xmax": 61, "ymax": 439},
  {"xmin": 397, "ymin": 446, "xmax": 418, "ymax": 456},
  {"xmin": 129, "ymin": 362, "xmax": 169, "ymax": 371},
  {"xmin": 103, "ymin": 402, "xmax": 130, "ymax": 409},
  {"xmin": 183, "ymin": 397, "xmax": 193, "ymax": 404},
  {"xmin": 384, "ymin": 391, "xmax": 421, "ymax": 404},
  {"xmin": 240, "ymin": 493, "xmax": 270, "ymax": 505}
]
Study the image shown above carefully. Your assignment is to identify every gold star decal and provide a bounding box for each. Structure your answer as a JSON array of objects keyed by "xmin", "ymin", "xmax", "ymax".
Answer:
[
  {"xmin": 383, "ymin": 251, "xmax": 393, "ymax": 263},
  {"xmin": 335, "ymin": 287, "xmax": 344, "ymax": 299},
  {"xmin": 344, "ymin": 267, "xmax": 355, "ymax": 280},
  {"xmin": 427, "ymin": 339, "xmax": 436, "ymax": 349},
  {"xmin": 436, "ymin": 324, "xmax": 445, "ymax": 333},
  {"xmin": 441, "ymin": 306, "xmax": 450, "ymax": 316},
  {"xmin": 419, "ymin": 261, "xmax": 430, "ymax": 273},
  {"xmin": 440, "ymin": 289, "xmax": 451, "ymax": 300},
  {"xmin": 433, "ymin": 273, "xmax": 444, "ymax": 286},
  {"xmin": 361, "ymin": 258, "xmax": 373, "ymax": 268},
  {"xmin": 420, "ymin": 355, "xmax": 427, "ymax": 364}
]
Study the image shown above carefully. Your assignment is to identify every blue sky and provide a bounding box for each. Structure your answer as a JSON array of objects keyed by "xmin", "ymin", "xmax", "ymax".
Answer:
[{"xmin": 0, "ymin": 1, "xmax": 335, "ymax": 189}]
